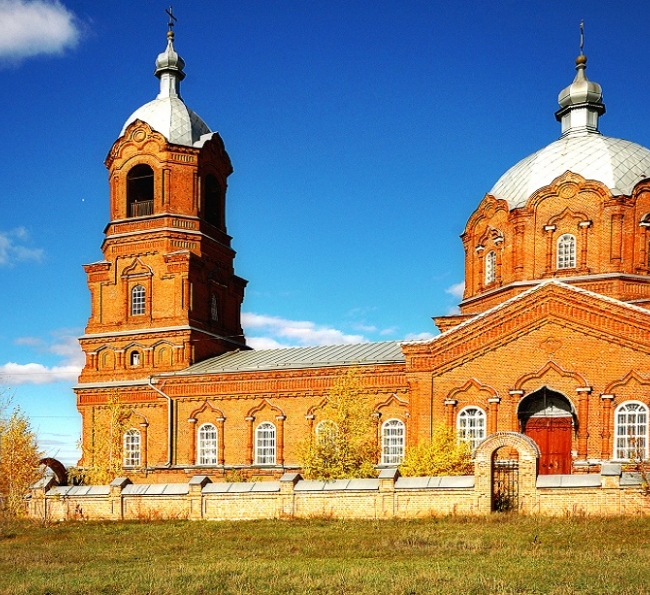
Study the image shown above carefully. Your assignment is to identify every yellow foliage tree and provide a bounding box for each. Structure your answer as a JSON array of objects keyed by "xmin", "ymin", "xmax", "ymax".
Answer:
[
  {"xmin": 70, "ymin": 393, "xmax": 128, "ymax": 485},
  {"xmin": 300, "ymin": 369, "xmax": 378, "ymax": 480},
  {"xmin": 0, "ymin": 390, "xmax": 42, "ymax": 517},
  {"xmin": 399, "ymin": 424, "xmax": 473, "ymax": 477}
]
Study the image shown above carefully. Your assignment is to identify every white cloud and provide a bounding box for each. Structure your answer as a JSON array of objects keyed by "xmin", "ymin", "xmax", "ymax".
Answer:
[
  {"xmin": 1, "ymin": 331, "xmax": 83, "ymax": 385},
  {"xmin": 0, "ymin": 0, "xmax": 80, "ymax": 61},
  {"xmin": 445, "ymin": 281, "xmax": 465, "ymax": 299},
  {"xmin": 242, "ymin": 312, "xmax": 367, "ymax": 348},
  {"xmin": 0, "ymin": 227, "xmax": 44, "ymax": 265},
  {"xmin": 0, "ymin": 361, "xmax": 79, "ymax": 385}
]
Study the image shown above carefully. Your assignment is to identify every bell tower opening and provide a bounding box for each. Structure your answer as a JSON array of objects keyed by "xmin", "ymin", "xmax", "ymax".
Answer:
[
  {"xmin": 127, "ymin": 164, "xmax": 154, "ymax": 218},
  {"xmin": 518, "ymin": 387, "xmax": 574, "ymax": 474}
]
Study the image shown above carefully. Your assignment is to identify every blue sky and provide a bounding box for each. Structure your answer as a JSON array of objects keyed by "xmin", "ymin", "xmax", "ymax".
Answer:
[{"xmin": 2, "ymin": 0, "xmax": 650, "ymax": 465}]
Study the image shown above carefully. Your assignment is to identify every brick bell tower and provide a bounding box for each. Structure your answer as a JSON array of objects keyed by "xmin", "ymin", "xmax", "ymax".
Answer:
[{"xmin": 78, "ymin": 26, "xmax": 248, "ymax": 385}]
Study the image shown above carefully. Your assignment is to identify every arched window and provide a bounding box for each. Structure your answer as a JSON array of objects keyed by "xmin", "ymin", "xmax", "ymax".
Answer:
[
  {"xmin": 198, "ymin": 423, "xmax": 218, "ymax": 466},
  {"xmin": 127, "ymin": 164, "xmax": 154, "ymax": 218},
  {"xmin": 457, "ymin": 407, "xmax": 486, "ymax": 450},
  {"xmin": 485, "ymin": 250, "xmax": 496, "ymax": 285},
  {"xmin": 381, "ymin": 419, "xmax": 405, "ymax": 465},
  {"xmin": 255, "ymin": 422, "xmax": 276, "ymax": 465},
  {"xmin": 123, "ymin": 429, "xmax": 141, "ymax": 468},
  {"xmin": 131, "ymin": 285, "xmax": 146, "ymax": 316},
  {"xmin": 130, "ymin": 351, "xmax": 141, "ymax": 366},
  {"xmin": 614, "ymin": 401, "xmax": 648, "ymax": 460},
  {"xmin": 557, "ymin": 234, "xmax": 576, "ymax": 269},
  {"xmin": 210, "ymin": 294, "xmax": 219, "ymax": 322},
  {"xmin": 204, "ymin": 174, "xmax": 222, "ymax": 228},
  {"xmin": 315, "ymin": 420, "xmax": 338, "ymax": 447}
]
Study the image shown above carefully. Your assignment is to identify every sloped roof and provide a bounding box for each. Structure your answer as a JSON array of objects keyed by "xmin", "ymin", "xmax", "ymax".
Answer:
[
  {"xmin": 176, "ymin": 341, "xmax": 405, "ymax": 375},
  {"xmin": 403, "ymin": 279, "xmax": 650, "ymax": 347}
]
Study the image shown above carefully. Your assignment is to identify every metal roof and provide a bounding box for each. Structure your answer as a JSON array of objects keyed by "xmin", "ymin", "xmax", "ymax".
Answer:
[
  {"xmin": 489, "ymin": 132, "xmax": 650, "ymax": 209},
  {"xmin": 178, "ymin": 341, "xmax": 405, "ymax": 375}
]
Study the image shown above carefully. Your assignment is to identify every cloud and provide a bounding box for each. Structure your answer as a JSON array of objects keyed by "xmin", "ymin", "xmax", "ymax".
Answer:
[
  {"xmin": 242, "ymin": 312, "xmax": 367, "ymax": 348},
  {"xmin": 1, "ymin": 330, "xmax": 83, "ymax": 385},
  {"xmin": 445, "ymin": 281, "xmax": 465, "ymax": 299},
  {"xmin": 0, "ymin": 361, "xmax": 80, "ymax": 385},
  {"xmin": 0, "ymin": 227, "xmax": 44, "ymax": 265},
  {"xmin": 0, "ymin": 0, "xmax": 80, "ymax": 61}
]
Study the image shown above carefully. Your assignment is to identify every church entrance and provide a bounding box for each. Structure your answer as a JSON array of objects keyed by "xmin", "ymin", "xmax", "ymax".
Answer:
[{"xmin": 519, "ymin": 387, "xmax": 574, "ymax": 475}]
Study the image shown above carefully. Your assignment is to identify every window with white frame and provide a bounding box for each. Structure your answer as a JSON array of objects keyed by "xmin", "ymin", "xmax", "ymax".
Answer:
[
  {"xmin": 198, "ymin": 423, "xmax": 218, "ymax": 465},
  {"xmin": 457, "ymin": 407, "xmax": 486, "ymax": 450},
  {"xmin": 485, "ymin": 250, "xmax": 496, "ymax": 285},
  {"xmin": 255, "ymin": 422, "xmax": 276, "ymax": 465},
  {"xmin": 315, "ymin": 420, "xmax": 338, "ymax": 447},
  {"xmin": 130, "ymin": 351, "xmax": 141, "ymax": 366},
  {"xmin": 557, "ymin": 234, "xmax": 576, "ymax": 269},
  {"xmin": 614, "ymin": 401, "xmax": 648, "ymax": 460},
  {"xmin": 131, "ymin": 285, "xmax": 146, "ymax": 315},
  {"xmin": 123, "ymin": 428, "xmax": 141, "ymax": 468},
  {"xmin": 381, "ymin": 419, "xmax": 405, "ymax": 465}
]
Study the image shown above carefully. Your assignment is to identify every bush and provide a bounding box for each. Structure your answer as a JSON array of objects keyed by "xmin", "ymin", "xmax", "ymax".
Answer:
[{"xmin": 399, "ymin": 424, "xmax": 473, "ymax": 477}]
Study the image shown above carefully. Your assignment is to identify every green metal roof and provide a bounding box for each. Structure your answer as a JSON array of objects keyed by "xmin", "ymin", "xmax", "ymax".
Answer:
[{"xmin": 177, "ymin": 341, "xmax": 404, "ymax": 375}]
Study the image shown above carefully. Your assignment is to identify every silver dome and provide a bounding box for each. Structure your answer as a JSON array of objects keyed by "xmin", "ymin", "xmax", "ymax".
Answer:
[
  {"xmin": 489, "ymin": 55, "xmax": 650, "ymax": 209},
  {"xmin": 120, "ymin": 31, "xmax": 212, "ymax": 147},
  {"xmin": 489, "ymin": 133, "xmax": 650, "ymax": 209}
]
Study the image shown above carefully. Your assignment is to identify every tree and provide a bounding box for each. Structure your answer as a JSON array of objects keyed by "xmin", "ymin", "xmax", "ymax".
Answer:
[
  {"xmin": 299, "ymin": 369, "xmax": 378, "ymax": 480},
  {"xmin": 69, "ymin": 393, "xmax": 128, "ymax": 485},
  {"xmin": 399, "ymin": 424, "xmax": 473, "ymax": 477},
  {"xmin": 0, "ymin": 388, "xmax": 42, "ymax": 517}
]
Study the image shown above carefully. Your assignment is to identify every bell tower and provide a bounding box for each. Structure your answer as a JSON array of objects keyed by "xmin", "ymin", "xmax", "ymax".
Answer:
[{"xmin": 78, "ymin": 26, "xmax": 247, "ymax": 384}]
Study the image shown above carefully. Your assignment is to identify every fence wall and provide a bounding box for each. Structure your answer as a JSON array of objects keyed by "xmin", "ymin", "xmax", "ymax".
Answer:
[{"xmin": 28, "ymin": 467, "xmax": 650, "ymax": 522}]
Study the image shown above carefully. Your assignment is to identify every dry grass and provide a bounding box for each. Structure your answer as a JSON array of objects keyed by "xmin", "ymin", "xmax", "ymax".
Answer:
[{"xmin": 1, "ymin": 515, "xmax": 650, "ymax": 594}]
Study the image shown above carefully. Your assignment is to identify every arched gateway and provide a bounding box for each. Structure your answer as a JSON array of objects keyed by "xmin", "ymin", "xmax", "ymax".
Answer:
[{"xmin": 474, "ymin": 432, "xmax": 540, "ymax": 513}]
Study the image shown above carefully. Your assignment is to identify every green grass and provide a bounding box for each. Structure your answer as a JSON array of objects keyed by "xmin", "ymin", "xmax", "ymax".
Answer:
[{"xmin": 1, "ymin": 515, "xmax": 650, "ymax": 594}]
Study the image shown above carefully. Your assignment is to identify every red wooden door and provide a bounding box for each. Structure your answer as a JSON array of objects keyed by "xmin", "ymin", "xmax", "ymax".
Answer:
[{"xmin": 524, "ymin": 417, "xmax": 573, "ymax": 474}]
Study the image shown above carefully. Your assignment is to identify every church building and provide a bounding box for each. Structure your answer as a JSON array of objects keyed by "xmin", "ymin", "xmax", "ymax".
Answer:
[{"xmin": 75, "ymin": 26, "xmax": 650, "ymax": 481}]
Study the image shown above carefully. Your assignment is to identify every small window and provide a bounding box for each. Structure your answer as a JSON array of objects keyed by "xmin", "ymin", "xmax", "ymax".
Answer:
[
  {"xmin": 123, "ymin": 429, "xmax": 141, "ymax": 467},
  {"xmin": 485, "ymin": 250, "xmax": 496, "ymax": 285},
  {"xmin": 204, "ymin": 175, "xmax": 222, "ymax": 228},
  {"xmin": 255, "ymin": 422, "xmax": 276, "ymax": 465},
  {"xmin": 557, "ymin": 234, "xmax": 576, "ymax": 269},
  {"xmin": 127, "ymin": 164, "xmax": 154, "ymax": 218},
  {"xmin": 457, "ymin": 407, "xmax": 486, "ymax": 450},
  {"xmin": 198, "ymin": 423, "xmax": 218, "ymax": 466},
  {"xmin": 381, "ymin": 419, "xmax": 405, "ymax": 465},
  {"xmin": 614, "ymin": 401, "xmax": 648, "ymax": 460},
  {"xmin": 130, "ymin": 351, "xmax": 141, "ymax": 366},
  {"xmin": 210, "ymin": 294, "xmax": 219, "ymax": 322},
  {"xmin": 131, "ymin": 285, "xmax": 146, "ymax": 316},
  {"xmin": 315, "ymin": 420, "xmax": 338, "ymax": 447}
]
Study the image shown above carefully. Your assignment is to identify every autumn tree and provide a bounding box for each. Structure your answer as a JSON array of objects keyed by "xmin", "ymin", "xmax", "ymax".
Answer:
[
  {"xmin": 399, "ymin": 424, "xmax": 473, "ymax": 477},
  {"xmin": 69, "ymin": 393, "xmax": 128, "ymax": 485},
  {"xmin": 299, "ymin": 369, "xmax": 378, "ymax": 480},
  {"xmin": 0, "ymin": 388, "xmax": 43, "ymax": 517}
]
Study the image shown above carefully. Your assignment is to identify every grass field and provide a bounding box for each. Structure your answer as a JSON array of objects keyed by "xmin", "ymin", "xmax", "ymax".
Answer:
[{"xmin": 1, "ymin": 515, "xmax": 649, "ymax": 594}]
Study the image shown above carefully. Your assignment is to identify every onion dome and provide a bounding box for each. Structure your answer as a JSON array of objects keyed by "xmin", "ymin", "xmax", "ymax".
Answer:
[
  {"xmin": 488, "ymin": 54, "xmax": 650, "ymax": 209},
  {"xmin": 120, "ymin": 30, "xmax": 211, "ymax": 147}
]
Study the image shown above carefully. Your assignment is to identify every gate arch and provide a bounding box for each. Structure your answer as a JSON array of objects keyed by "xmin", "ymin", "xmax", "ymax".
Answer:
[{"xmin": 474, "ymin": 432, "xmax": 539, "ymax": 514}]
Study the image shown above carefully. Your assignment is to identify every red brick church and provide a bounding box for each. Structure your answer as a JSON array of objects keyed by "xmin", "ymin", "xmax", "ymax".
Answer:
[{"xmin": 75, "ymin": 27, "xmax": 650, "ymax": 481}]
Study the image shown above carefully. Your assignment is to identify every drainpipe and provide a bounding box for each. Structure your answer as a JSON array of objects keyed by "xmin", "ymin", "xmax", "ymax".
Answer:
[{"xmin": 148, "ymin": 377, "xmax": 173, "ymax": 467}]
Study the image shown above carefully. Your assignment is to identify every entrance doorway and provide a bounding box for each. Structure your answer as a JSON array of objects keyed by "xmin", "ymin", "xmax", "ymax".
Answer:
[{"xmin": 519, "ymin": 387, "xmax": 574, "ymax": 475}]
